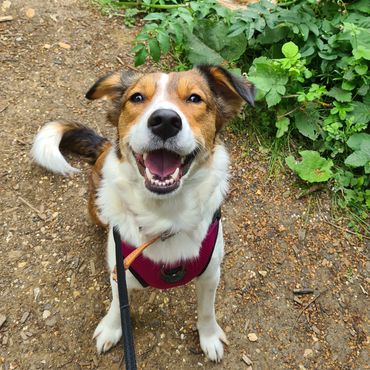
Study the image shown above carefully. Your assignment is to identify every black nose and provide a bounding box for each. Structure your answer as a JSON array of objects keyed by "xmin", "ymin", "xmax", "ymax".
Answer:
[{"xmin": 147, "ymin": 109, "xmax": 182, "ymax": 141}]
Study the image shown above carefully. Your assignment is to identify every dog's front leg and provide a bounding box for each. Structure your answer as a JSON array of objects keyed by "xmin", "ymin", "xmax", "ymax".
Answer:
[
  {"xmin": 196, "ymin": 263, "xmax": 228, "ymax": 362},
  {"xmin": 94, "ymin": 274, "xmax": 122, "ymax": 353},
  {"xmin": 94, "ymin": 228, "xmax": 142, "ymax": 353}
]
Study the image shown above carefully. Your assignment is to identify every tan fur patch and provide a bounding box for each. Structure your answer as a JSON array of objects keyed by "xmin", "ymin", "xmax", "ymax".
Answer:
[
  {"xmin": 117, "ymin": 73, "xmax": 162, "ymax": 143},
  {"xmin": 87, "ymin": 73, "xmax": 122, "ymax": 100},
  {"xmin": 88, "ymin": 141, "xmax": 112, "ymax": 228},
  {"xmin": 167, "ymin": 71, "xmax": 218, "ymax": 153}
]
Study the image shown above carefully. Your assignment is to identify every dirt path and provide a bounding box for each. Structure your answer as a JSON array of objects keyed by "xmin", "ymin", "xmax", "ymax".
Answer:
[{"xmin": 0, "ymin": 1, "xmax": 368, "ymax": 369}]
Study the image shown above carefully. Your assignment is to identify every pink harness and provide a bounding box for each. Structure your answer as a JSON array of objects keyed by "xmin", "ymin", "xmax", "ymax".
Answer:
[{"xmin": 121, "ymin": 217, "xmax": 220, "ymax": 289}]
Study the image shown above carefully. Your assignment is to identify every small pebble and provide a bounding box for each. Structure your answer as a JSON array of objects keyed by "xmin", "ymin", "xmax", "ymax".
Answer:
[
  {"xmin": 45, "ymin": 316, "xmax": 57, "ymax": 327},
  {"xmin": 58, "ymin": 42, "xmax": 71, "ymax": 49},
  {"xmin": 20, "ymin": 312, "xmax": 30, "ymax": 324},
  {"xmin": 25, "ymin": 8, "xmax": 35, "ymax": 18},
  {"xmin": 304, "ymin": 348, "xmax": 313, "ymax": 358},
  {"xmin": 42, "ymin": 310, "xmax": 51, "ymax": 320},
  {"xmin": 33, "ymin": 287, "xmax": 41, "ymax": 301},
  {"xmin": 248, "ymin": 333, "xmax": 258, "ymax": 342}
]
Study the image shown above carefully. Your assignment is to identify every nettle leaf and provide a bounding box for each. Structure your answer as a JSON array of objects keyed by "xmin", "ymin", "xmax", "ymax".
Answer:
[
  {"xmin": 134, "ymin": 47, "xmax": 147, "ymax": 66},
  {"xmin": 348, "ymin": 0, "xmax": 370, "ymax": 14},
  {"xmin": 347, "ymin": 133, "xmax": 370, "ymax": 151},
  {"xmin": 342, "ymin": 80, "xmax": 356, "ymax": 91},
  {"xmin": 158, "ymin": 32, "xmax": 170, "ymax": 53},
  {"xmin": 257, "ymin": 26, "xmax": 289, "ymax": 45},
  {"xmin": 286, "ymin": 151, "xmax": 333, "ymax": 183},
  {"xmin": 342, "ymin": 23, "xmax": 370, "ymax": 60},
  {"xmin": 345, "ymin": 151, "xmax": 370, "ymax": 167},
  {"xmin": 169, "ymin": 22, "xmax": 184, "ymax": 43},
  {"xmin": 148, "ymin": 38, "xmax": 161, "ymax": 62},
  {"xmin": 248, "ymin": 57, "xmax": 288, "ymax": 107},
  {"xmin": 348, "ymin": 102, "xmax": 370, "ymax": 125},
  {"xmin": 196, "ymin": 21, "xmax": 227, "ymax": 52},
  {"xmin": 221, "ymin": 34, "xmax": 247, "ymax": 61},
  {"xmin": 184, "ymin": 31, "xmax": 224, "ymax": 65},
  {"xmin": 326, "ymin": 86, "xmax": 352, "ymax": 102},
  {"xmin": 301, "ymin": 45, "xmax": 315, "ymax": 58},
  {"xmin": 355, "ymin": 64, "xmax": 368, "ymax": 75},
  {"xmin": 345, "ymin": 133, "xmax": 370, "ymax": 168},
  {"xmin": 196, "ymin": 20, "xmax": 247, "ymax": 61},
  {"xmin": 281, "ymin": 41, "xmax": 299, "ymax": 59},
  {"xmin": 143, "ymin": 13, "xmax": 165, "ymax": 21},
  {"xmin": 294, "ymin": 108, "xmax": 320, "ymax": 140},
  {"xmin": 265, "ymin": 90, "xmax": 281, "ymax": 107},
  {"xmin": 276, "ymin": 117, "xmax": 290, "ymax": 138}
]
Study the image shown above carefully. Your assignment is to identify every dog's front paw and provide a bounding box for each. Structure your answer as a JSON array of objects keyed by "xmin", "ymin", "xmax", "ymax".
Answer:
[
  {"xmin": 198, "ymin": 323, "xmax": 229, "ymax": 362},
  {"xmin": 93, "ymin": 314, "xmax": 122, "ymax": 354}
]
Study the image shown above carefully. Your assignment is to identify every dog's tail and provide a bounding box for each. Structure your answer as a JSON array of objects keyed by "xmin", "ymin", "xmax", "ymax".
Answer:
[{"xmin": 31, "ymin": 120, "xmax": 110, "ymax": 175}]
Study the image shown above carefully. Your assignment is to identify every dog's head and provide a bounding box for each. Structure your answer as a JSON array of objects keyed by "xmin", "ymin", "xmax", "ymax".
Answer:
[{"xmin": 86, "ymin": 65, "xmax": 255, "ymax": 196}]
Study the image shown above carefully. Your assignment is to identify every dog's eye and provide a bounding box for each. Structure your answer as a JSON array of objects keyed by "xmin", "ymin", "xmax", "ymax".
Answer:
[
  {"xmin": 187, "ymin": 94, "xmax": 202, "ymax": 103},
  {"xmin": 130, "ymin": 93, "xmax": 145, "ymax": 103}
]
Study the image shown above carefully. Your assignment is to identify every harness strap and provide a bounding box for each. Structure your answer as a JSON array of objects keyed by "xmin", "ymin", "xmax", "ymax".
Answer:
[{"xmin": 113, "ymin": 226, "xmax": 137, "ymax": 370}]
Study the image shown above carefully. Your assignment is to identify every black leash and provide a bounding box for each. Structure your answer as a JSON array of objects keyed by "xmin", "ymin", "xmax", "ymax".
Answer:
[{"xmin": 113, "ymin": 227, "xmax": 138, "ymax": 370}]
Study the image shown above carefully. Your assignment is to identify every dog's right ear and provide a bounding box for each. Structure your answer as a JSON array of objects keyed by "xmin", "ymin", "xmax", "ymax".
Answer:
[
  {"xmin": 86, "ymin": 71, "xmax": 141, "ymax": 126},
  {"xmin": 85, "ymin": 71, "xmax": 141, "ymax": 101}
]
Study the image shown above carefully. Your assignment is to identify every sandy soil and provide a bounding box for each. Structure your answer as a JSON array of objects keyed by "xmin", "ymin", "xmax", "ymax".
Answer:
[{"xmin": 0, "ymin": 1, "xmax": 368, "ymax": 369}]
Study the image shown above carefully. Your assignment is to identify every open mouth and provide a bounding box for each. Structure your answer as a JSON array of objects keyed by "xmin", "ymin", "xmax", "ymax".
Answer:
[{"xmin": 133, "ymin": 149, "xmax": 197, "ymax": 194}]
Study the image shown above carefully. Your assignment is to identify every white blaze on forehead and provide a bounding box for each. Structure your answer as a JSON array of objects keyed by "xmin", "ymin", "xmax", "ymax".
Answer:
[
  {"xmin": 154, "ymin": 73, "xmax": 170, "ymax": 102},
  {"xmin": 128, "ymin": 73, "xmax": 196, "ymax": 155}
]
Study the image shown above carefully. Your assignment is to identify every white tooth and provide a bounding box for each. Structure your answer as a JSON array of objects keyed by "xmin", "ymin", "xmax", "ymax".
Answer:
[
  {"xmin": 143, "ymin": 153, "xmax": 148, "ymax": 161},
  {"xmin": 171, "ymin": 168, "xmax": 179, "ymax": 179},
  {"xmin": 165, "ymin": 180, "xmax": 170, "ymax": 185},
  {"xmin": 181, "ymin": 157, "xmax": 185, "ymax": 164},
  {"xmin": 145, "ymin": 167, "xmax": 153, "ymax": 180}
]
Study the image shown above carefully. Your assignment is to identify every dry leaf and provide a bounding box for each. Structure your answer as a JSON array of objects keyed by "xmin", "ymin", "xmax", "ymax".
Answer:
[
  {"xmin": 25, "ymin": 8, "xmax": 35, "ymax": 18},
  {"xmin": 58, "ymin": 42, "xmax": 71, "ymax": 50},
  {"xmin": 242, "ymin": 354, "xmax": 253, "ymax": 365}
]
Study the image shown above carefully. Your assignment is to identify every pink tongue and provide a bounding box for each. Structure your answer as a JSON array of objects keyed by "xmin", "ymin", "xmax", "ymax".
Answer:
[{"xmin": 144, "ymin": 150, "xmax": 181, "ymax": 179}]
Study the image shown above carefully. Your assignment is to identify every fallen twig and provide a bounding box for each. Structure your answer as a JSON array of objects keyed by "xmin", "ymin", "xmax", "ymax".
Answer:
[
  {"xmin": 293, "ymin": 288, "xmax": 314, "ymax": 295},
  {"xmin": 0, "ymin": 105, "xmax": 9, "ymax": 113},
  {"xmin": 116, "ymin": 55, "xmax": 125, "ymax": 66},
  {"xmin": 18, "ymin": 196, "xmax": 46, "ymax": 220},
  {"xmin": 294, "ymin": 288, "xmax": 329, "ymax": 327},
  {"xmin": 0, "ymin": 206, "xmax": 18, "ymax": 215},
  {"xmin": 116, "ymin": 56, "xmax": 140, "ymax": 72},
  {"xmin": 359, "ymin": 284, "xmax": 368, "ymax": 296},
  {"xmin": 0, "ymin": 16, "xmax": 13, "ymax": 22},
  {"xmin": 323, "ymin": 219, "xmax": 370, "ymax": 241},
  {"xmin": 296, "ymin": 184, "xmax": 326, "ymax": 199}
]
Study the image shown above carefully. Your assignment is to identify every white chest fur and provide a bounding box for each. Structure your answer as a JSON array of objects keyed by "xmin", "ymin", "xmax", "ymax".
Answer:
[{"xmin": 97, "ymin": 144, "xmax": 229, "ymax": 265}]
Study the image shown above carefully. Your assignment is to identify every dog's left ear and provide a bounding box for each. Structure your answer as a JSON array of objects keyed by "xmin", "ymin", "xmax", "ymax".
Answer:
[{"xmin": 196, "ymin": 65, "xmax": 256, "ymax": 130}]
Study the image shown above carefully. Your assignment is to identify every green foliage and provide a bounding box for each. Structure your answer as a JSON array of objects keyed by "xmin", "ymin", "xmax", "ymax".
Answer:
[
  {"xmin": 345, "ymin": 133, "xmax": 370, "ymax": 172},
  {"xmin": 286, "ymin": 151, "xmax": 333, "ymax": 183},
  {"xmin": 102, "ymin": 0, "xmax": 370, "ymax": 213}
]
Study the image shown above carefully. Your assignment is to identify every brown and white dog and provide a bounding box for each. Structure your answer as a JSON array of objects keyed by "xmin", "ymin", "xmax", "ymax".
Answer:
[{"xmin": 31, "ymin": 65, "xmax": 255, "ymax": 362}]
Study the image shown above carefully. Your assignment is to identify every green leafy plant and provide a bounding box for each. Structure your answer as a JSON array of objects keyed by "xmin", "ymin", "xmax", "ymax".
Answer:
[
  {"xmin": 101, "ymin": 0, "xmax": 370, "ymax": 218},
  {"xmin": 286, "ymin": 151, "xmax": 333, "ymax": 183}
]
